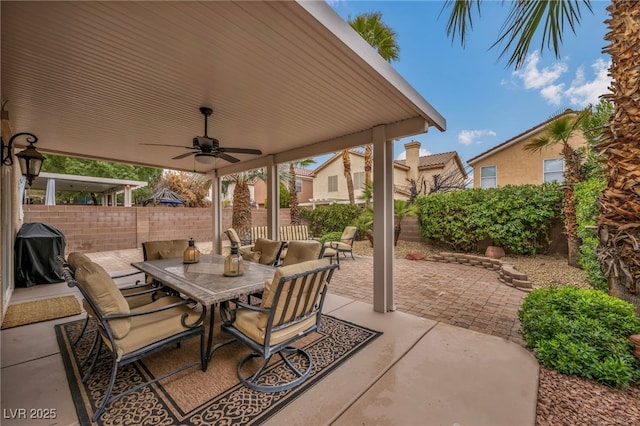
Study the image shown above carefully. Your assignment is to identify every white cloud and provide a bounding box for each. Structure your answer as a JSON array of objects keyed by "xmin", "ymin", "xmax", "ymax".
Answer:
[
  {"xmin": 457, "ymin": 129, "xmax": 497, "ymax": 146},
  {"xmin": 396, "ymin": 148, "xmax": 431, "ymax": 160},
  {"xmin": 565, "ymin": 58, "xmax": 611, "ymax": 106},
  {"xmin": 512, "ymin": 51, "xmax": 612, "ymax": 107},
  {"xmin": 513, "ymin": 51, "xmax": 568, "ymax": 89},
  {"xmin": 540, "ymin": 84, "xmax": 565, "ymax": 106}
]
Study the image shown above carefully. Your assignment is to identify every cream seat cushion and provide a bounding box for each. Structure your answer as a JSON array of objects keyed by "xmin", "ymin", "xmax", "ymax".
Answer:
[
  {"xmin": 67, "ymin": 251, "xmax": 93, "ymax": 270},
  {"xmin": 281, "ymin": 240, "xmax": 322, "ymax": 266},
  {"xmin": 253, "ymin": 238, "xmax": 282, "ymax": 265},
  {"xmin": 107, "ymin": 299, "xmax": 202, "ymax": 361},
  {"xmin": 143, "ymin": 239, "xmax": 189, "ymax": 261},
  {"xmin": 74, "ymin": 261, "xmax": 131, "ymax": 339},
  {"xmin": 232, "ymin": 259, "xmax": 329, "ymax": 345},
  {"xmin": 323, "ymin": 241, "xmax": 352, "ymax": 251}
]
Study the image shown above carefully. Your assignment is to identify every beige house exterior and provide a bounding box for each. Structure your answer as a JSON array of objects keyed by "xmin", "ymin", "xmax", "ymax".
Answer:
[
  {"xmin": 467, "ymin": 111, "xmax": 587, "ymax": 188},
  {"xmin": 311, "ymin": 141, "xmax": 467, "ymax": 204},
  {"xmin": 253, "ymin": 167, "xmax": 314, "ymax": 207}
]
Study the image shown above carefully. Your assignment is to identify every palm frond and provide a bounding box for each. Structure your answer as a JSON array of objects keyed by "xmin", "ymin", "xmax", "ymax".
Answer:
[
  {"xmin": 441, "ymin": 0, "xmax": 482, "ymax": 48},
  {"xmin": 492, "ymin": 0, "xmax": 593, "ymax": 70}
]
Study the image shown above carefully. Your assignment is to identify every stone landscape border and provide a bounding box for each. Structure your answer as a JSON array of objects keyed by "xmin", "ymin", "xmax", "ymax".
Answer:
[{"xmin": 429, "ymin": 252, "xmax": 533, "ymax": 291}]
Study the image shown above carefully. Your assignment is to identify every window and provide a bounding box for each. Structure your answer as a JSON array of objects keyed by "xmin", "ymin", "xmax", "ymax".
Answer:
[
  {"xmin": 353, "ymin": 171, "xmax": 365, "ymax": 190},
  {"xmin": 295, "ymin": 179, "xmax": 303, "ymax": 193},
  {"xmin": 480, "ymin": 166, "xmax": 497, "ymax": 188},
  {"xmin": 328, "ymin": 175, "xmax": 338, "ymax": 192},
  {"xmin": 544, "ymin": 158, "xmax": 564, "ymax": 183}
]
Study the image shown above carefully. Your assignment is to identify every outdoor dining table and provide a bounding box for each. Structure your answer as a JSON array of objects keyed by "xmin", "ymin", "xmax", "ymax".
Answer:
[{"xmin": 131, "ymin": 254, "xmax": 275, "ymax": 369}]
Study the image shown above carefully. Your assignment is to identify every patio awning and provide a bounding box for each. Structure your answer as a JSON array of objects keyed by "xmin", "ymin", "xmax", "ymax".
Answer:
[{"xmin": 1, "ymin": 1, "xmax": 445, "ymax": 174}]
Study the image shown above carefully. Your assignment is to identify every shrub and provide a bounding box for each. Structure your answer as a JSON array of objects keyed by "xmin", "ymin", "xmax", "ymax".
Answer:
[
  {"xmin": 519, "ymin": 286, "xmax": 640, "ymax": 387},
  {"xmin": 414, "ymin": 183, "xmax": 563, "ymax": 254},
  {"xmin": 574, "ymin": 178, "xmax": 607, "ymax": 291},
  {"xmin": 301, "ymin": 204, "xmax": 362, "ymax": 237},
  {"xmin": 317, "ymin": 231, "xmax": 343, "ymax": 244}
]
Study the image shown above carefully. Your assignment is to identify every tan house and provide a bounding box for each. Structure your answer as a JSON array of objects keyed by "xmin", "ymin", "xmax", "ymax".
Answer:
[
  {"xmin": 467, "ymin": 111, "xmax": 587, "ymax": 188},
  {"xmin": 310, "ymin": 141, "xmax": 467, "ymax": 204},
  {"xmin": 253, "ymin": 167, "xmax": 314, "ymax": 207}
]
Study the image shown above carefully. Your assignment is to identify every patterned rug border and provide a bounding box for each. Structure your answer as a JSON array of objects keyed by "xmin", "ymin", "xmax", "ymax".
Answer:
[{"xmin": 55, "ymin": 314, "xmax": 382, "ymax": 426}]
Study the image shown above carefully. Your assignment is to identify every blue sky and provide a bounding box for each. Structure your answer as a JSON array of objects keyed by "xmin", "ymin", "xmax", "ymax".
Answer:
[{"xmin": 313, "ymin": 0, "xmax": 611, "ymax": 168}]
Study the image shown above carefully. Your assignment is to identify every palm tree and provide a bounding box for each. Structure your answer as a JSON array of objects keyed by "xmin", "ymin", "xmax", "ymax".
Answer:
[
  {"xmin": 227, "ymin": 169, "xmax": 265, "ymax": 241},
  {"xmin": 596, "ymin": 1, "xmax": 640, "ymax": 302},
  {"xmin": 443, "ymin": 0, "xmax": 640, "ymax": 308},
  {"xmin": 342, "ymin": 150, "xmax": 356, "ymax": 205},
  {"xmin": 348, "ymin": 12, "xmax": 400, "ymax": 205},
  {"xmin": 394, "ymin": 199, "xmax": 417, "ymax": 246},
  {"xmin": 524, "ymin": 109, "xmax": 588, "ymax": 267},
  {"xmin": 288, "ymin": 158, "xmax": 315, "ymax": 224}
]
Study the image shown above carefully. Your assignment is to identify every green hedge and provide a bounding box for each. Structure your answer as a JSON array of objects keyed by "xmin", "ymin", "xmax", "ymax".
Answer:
[
  {"xmin": 301, "ymin": 204, "xmax": 362, "ymax": 237},
  {"xmin": 574, "ymin": 178, "xmax": 607, "ymax": 291},
  {"xmin": 414, "ymin": 183, "xmax": 563, "ymax": 254},
  {"xmin": 519, "ymin": 286, "xmax": 640, "ymax": 387}
]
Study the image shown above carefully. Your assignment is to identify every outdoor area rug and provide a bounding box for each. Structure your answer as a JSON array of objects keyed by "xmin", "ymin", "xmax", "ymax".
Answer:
[
  {"xmin": 55, "ymin": 314, "xmax": 381, "ymax": 426},
  {"xmin": 1, "ymin": 295, "xmax": 81, "ymax": 329}
]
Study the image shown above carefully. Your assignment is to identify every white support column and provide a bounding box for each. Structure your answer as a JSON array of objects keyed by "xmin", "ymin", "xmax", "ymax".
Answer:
[
  {"xmin": 211, "ymin": 172, "xmax": 222, "ymax": 255},
  {"xmin": 372, "ymin": 125, "xmax": 394, "ymax": 313},
  {"xmin": 124, "ymin": 185, "xmax": 132, "ymax": 207},
  {"xmin": 265, "ymin": 156, "xmax": 279, "ymax": 240}
]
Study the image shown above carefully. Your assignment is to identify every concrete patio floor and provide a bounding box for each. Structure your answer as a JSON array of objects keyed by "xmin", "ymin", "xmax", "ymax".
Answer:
[{"xmin": 1, "ymin": 248, "xmax": 539, "ymax": 425}]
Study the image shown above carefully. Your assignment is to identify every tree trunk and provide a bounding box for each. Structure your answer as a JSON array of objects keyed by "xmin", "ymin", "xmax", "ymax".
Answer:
[
  {"xmin": 561, "ymin": 144, "xmax": 582, "ymax": 267},
  {"xmin": 364, "ymin": 144, "xmax": 373, "ymax": 205},
  {"xmin": 597, "ymin": 0, "xmax": 640, "ymax": 313},
  {"xmin": 342, "ymin": 150, "xmax": 355, "ymax": 204},
  {"xmin": 288, "ymin": 163, "xmax": 300, "ymax": 224},
  {"xmin": 232, "ymin": 180, "xmax": 252, "ymax": 242}
]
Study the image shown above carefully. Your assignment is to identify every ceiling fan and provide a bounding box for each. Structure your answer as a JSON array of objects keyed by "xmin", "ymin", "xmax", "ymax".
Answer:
[{"xmin": 143, "ymin": 106, "xmax": 262, "ymax": 163}]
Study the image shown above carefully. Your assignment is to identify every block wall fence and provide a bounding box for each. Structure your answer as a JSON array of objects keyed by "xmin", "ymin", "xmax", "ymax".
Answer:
[{"xmin": 22, "ymin": 205, "xmax": 424, "ymax": 253}]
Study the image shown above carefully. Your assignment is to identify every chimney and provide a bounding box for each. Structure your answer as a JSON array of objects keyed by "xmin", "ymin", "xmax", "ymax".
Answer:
[{"xmin": 404, "ymin": 141, "xmax": 421, "ymax": 181}]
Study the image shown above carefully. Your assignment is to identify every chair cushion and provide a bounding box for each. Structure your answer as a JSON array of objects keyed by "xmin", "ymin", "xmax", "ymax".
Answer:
[
  {"xmin": 233, "ymin": 309, "xmax": 317, "ymax": 346},
  {"xmin": 75, "ymin": 261, "xmax": 131, "ymax": 339},
  {"xmin": 259, "ymin": 258, "xmax": 329, "ymax": 329},
  {"xmin": 281, "ymin": 240, "xmax": 322, "ymax": 266},
  {"xmin": 67, "ymin": 252, "xmax": 93, "ymax": 270},
  {"xmin": 323, "ymin": 241, "xmax": 352, "ymax": 251},
  {"xmin": 240, "ymin": 249, "xmax": 261, "ymax": 263},
  {"xmin": 143, "ymin": 239, "xmax": 189, "ymax": 261},
  {"xmin": 226, "ymin": 228, "xmax": 241, "ymax": 245},
  {"xmin": 158, "ymin": 249, "xmax": 186, "ymax": 259},
  {"xmin": 109, "ymin": 301, "xmax": 202, "ymax": 361},
  {"xmin": 341, "ymin": 226, "xmax": 357, "ymax": 241},
  {"xmin": 253, "ymin": 238, "xmax": 282, "ymax": 265}
]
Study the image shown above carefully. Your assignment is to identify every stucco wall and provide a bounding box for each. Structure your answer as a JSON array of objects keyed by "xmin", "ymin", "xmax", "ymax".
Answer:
[
  {"xmin": 313, "ymin": 153, "xmax": 367, "ymax": 201},
  {"xmin": 471, "ymin": 131, "xmax": 586, "ymax": 188}
]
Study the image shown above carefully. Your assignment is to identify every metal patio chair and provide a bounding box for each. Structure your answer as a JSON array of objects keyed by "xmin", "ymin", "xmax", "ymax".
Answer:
[
  {"xmin": 221, "ymin": 258, "xmax": 338, "ymax": 392},
  {"xmin": 58, "ymin": 258, "xmax": 205, "ymax": 422}
]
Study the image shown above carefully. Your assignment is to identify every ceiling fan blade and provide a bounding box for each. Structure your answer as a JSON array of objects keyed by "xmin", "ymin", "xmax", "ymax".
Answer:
[
  {"xmin": 141, "ymin": 143, "xmax": 194, "ymax": 149},
  {"xmin": 172, "ymin": 152, "xmax": 197, "ymax": 160},
  {"xmin": 216, "ymin": 152, "xmax": 240, "ymax": 163},
  {"xmin": 217, "ymin": 147, "xmax": 262, "ymax": 155}
]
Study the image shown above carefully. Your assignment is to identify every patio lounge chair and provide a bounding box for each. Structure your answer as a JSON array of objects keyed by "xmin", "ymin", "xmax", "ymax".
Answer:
[
  {"xmin": 58, "ymin": 257, "xmax": 206, "ymax": 422},
  {"xmin": 221, "ymin": 258, "xmax": 338, "ymax": 392},
  {"xmin": 225, "ymin": 228, "xmax": 254, "ymax": 252},
  {"xmin": 323, "ymin": 226, "xmax": 357, "ymax": 262}
]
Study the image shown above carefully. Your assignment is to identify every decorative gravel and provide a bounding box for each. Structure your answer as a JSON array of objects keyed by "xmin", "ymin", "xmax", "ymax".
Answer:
[{"xmin": 353, "ymin": 239, "xmax": 640, "ymax": 425}]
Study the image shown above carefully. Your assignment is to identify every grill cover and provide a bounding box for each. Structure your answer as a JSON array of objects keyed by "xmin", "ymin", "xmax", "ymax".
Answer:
[{"xmin": 15, "ymin": 222, "xmax": 66, "ymax": 287}]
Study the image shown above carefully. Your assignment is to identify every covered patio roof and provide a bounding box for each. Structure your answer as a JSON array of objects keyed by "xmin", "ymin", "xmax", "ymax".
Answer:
[
  {"xmin": 1, "ymin": 1, "xmax": 446, "ymax": 315},
  {"xmin": 1, "ymin": 1, "xmax": 445, "ymax": 174}
]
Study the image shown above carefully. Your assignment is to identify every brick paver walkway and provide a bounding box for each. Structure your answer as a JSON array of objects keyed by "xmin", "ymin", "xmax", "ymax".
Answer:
[
  {"xmin": 88, "ymin": 247, "xmax": 527, "ymax": 346},
  {"xmin": 330, "ymin": 256, "xmax": 527, "ymax": 346}
]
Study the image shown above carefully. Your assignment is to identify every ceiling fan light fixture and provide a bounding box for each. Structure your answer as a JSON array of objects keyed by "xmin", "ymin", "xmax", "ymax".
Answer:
[{"xmin": 194, "ymin": 153, "xmax": 216, "ymax": 164}]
